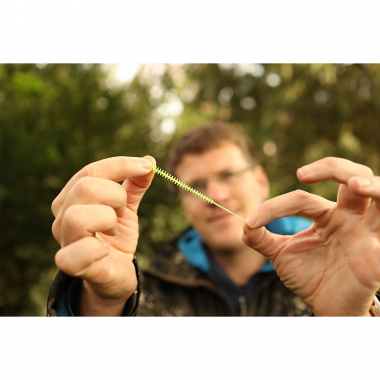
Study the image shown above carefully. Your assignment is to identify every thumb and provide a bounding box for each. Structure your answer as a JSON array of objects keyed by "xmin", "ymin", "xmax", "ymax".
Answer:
[
  {"xmin": 242, "ymin": 223, "xmax": 287, "ymax": 262},
  {"xmin": 122, "ymin": 155, "xmax": 156, "ymax": 213}
]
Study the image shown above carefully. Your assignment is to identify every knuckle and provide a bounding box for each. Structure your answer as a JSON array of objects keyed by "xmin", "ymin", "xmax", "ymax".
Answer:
[
  {"xmin": 51, "ymin": 198, "xmax": 57, "ymax": 212},
  {"xmin": 244, "ymin": 228, "xmax": 265, "ymax": 250},
  {"xmin": 362, "ymin": 166, "xmax": 374, "ymax": 177},
  {"xmin": 104, "ymin": 206, "xmax": 118, "ymax": 223},
  {"xmin": 54, "ymin": 248, "xmax": 67, "ymax": 270},
  {"xmin": 81, "ymin": 163, "xmax": 99, "ymax": 178},
  {"xmin": 119, "ymin": 157, "xmax": 130, "ymax": 175},
  {"xmin": 114, "ymin": 185, "xmax": 127, "ymax": 207},
  {"xmin": 75, "ymin": 176, "xmax": 94, "ymax": 197},
  {"xmin": 52, "ymin": 219, "xmax": 61, "ymax": 242},
  {"xmin": 245, "ymin": 234, "xmax": 254, "ymax": 247},
  {"xmin": 51, "ymin": 197, "xmax": 60, "ymax": 217},
  {"xmin": 293, "ymin": 189, "xmax": 310, "ymax": 200},
  {"xmin": 63, "ymin": 205, "xmax": 84, "ymax": 230},
  {"xmin": 242, "ymin": 228, "xmax": 255, "ymax": 247},
  {"xmin": 262, "ymin": 197, "xmax": 277, "ymax": 212},
  {"xmin": 324, "ymin": 157, "xmax": 339, "ymax": 168},
  {"xmin": 266, "ymin": 200, "xmax": 276, "ymax": 213}
]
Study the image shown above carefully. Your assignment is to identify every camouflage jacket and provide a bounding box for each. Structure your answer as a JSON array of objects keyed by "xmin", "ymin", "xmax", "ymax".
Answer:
[
  {"xmin": 47, "ymin": 241, "xmax": 311, "ymax": 317},
  {"xmin": 47, "ymin": 226, "xmax": 312, "ymax": 317},
  {"xmin": 136, "ymin": 234, "xmax": 311, "ymax": 317}
]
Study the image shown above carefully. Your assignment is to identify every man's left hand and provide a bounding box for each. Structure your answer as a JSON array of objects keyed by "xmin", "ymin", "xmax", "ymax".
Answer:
[{"xmin": 243, "ymin": 157, "xmax": 380, "ymax": 316}]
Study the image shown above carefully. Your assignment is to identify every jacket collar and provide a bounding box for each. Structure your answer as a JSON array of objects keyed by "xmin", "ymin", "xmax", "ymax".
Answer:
[
  {"xmin": 146, "ymin": 216, "xmax": 312, "ymax": 284},
  {"xmin": 178, "ymin": 228, "xmax": 275, "ymax": 273}
]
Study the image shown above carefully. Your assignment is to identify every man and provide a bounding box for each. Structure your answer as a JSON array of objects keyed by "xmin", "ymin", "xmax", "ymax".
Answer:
[{"xmin": 47, "ymin": 122, "xmax": 380, "ymax": 316}]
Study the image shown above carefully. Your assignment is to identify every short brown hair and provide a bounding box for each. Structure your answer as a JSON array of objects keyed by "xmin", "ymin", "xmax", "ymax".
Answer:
[{"xmin": 166, "ymin": 121, "xmax": 258, "ymax": 177}]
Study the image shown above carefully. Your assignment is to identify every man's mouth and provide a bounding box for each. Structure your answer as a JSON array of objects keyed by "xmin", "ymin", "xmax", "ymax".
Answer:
[{"xmin": 208, "ymin": 212, "xmax": 235, "ymax": 224}]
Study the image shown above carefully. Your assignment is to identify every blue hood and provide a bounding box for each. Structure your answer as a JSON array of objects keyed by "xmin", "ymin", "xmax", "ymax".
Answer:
[{"xmin": 178, "ymin": 216, "xmax": 312, "ymax": 273}]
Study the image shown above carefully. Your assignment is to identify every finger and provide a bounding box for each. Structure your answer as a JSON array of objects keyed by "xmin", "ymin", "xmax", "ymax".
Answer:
[
  {"xmin": 122, "ymin": 155, "xmax": 156, "ymax": 213},
  {"xmin": 297, "ymin": 157, "xmax": 373, "ymax": 213},
  {"xmin": 55, "ymin": 236, "xmax": 110, "ymax": 278},
  {"xmin": 242, "ymin": 190, "xmax": 326, "ymax": 261},
  {"xmin": 347, "ymin": 175, "xmax": 380, "ymax": 208},
  {"xmin": 242, "ymin": 224, "xmax": 288, "ymax": 262},
  {"xmin": 297, "ymin": 157, "xmax": 374, "ymax": 185},
  {"xmin": 245, "ymin": 190, "xmax": 334, "ymax": 229},
  {"xmin": 348, "ymin": 176, "xmax": 380, "ymax": 229},
  {"xmin": 336, "ymin": 183, "xmax": 371, "ymax": 215},
  {"xmin": 61, "ymin": 176, "xmax": 127, "ymax": 219},
  {"xmin": 52, "ymin": 156, "xmax": 154, "ymax": 217},
  {"xmin": 61, "ymin": 204, "xmax": 118, "ymax": 247}
]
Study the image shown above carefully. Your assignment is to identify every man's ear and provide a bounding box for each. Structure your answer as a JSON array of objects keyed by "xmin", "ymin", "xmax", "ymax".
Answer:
[{"xmin": 253, "ymin": 165, "xmax": 270, "ymax": 200}]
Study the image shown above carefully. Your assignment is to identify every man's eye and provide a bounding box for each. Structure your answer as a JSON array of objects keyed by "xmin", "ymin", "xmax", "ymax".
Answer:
[
  {"xmin": 221, "ymin": 171, "xmax": 233, "ymax": 179},
  {"xmin": 192, "ymin": 181, "xmax": 206, "ymax": 190}
]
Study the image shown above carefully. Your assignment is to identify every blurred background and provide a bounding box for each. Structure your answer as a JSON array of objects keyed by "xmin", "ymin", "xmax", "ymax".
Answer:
[{"xmin": 0, "ymin": 63, "xmax": 379, "ymax": 316}]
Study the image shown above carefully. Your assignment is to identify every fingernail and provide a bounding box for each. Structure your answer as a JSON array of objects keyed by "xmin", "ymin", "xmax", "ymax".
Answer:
[
  {"xmin": 139, "ymin": 158, "xmax": 152, "ymax": 171},
  {"xmin": 355, "ymin": 177, "xmax": 372, "ymax": 187},
  {"xmin": 298, "ymin": 165, "xmax": 313, "ymax": 177},
  {"xmin": 245, "ymin": 212, "xmax": 258, "ymax": 228}
]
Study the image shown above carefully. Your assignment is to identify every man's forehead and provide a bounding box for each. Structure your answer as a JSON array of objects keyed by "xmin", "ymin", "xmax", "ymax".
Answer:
[{"xmin": 175, "ymin": 143, "xmax": 249, "ymax": 179}]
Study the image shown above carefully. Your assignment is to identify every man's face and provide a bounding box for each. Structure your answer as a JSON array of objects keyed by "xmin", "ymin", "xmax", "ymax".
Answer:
[{"xmin": 176, "ymin": 143, "xmax": 269, "ymax": 251}]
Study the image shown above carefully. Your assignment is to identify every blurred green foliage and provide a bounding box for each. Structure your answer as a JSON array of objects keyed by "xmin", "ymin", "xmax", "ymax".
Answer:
[{"xmin": 0, "ymin": 63, "xmax": 379, "ymax": 315}]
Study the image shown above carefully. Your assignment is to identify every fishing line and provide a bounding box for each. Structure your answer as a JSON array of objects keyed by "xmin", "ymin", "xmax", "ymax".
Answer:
[{"xmin": 152, "ymin": 165, "xmax": 246, "ymax": 222}]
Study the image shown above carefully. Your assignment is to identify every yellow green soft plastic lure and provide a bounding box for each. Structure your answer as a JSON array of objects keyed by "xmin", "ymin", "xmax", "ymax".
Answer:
[{"xmin": 152, "ymin": 165, "xmax": 245, "ymax": 222}]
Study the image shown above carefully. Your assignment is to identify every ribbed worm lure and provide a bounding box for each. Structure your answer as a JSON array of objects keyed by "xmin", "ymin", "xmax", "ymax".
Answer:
[{"xmin": 152, "ymin": 165, "xmax": 245, "ymax": 222}]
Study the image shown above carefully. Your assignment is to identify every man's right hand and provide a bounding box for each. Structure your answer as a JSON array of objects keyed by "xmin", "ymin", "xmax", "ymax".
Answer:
[{"xmin": 51, "ymin": 156, "xmax": 156, "ymax": 316}]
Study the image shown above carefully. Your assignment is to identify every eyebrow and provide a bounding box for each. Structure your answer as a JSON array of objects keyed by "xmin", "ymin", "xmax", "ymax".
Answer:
[
  {"xmin": 187, "ymin": 167, "xmax": 251, "ymax": 183},
  {"xmin": 186, "ymin": 167, "xmax": 242, "ymax": 181}
]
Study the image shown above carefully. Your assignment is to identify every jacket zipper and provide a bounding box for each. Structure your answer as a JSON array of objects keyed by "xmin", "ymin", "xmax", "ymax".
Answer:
[{"xmin": 238, "ymin": 295, "xmax": 248, "ymax": 316}]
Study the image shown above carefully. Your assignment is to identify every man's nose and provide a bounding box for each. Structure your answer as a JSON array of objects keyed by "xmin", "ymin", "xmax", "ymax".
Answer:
[{"xmin": 206, "ymin": 179, "xmax": 229, "ymax": 202}]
